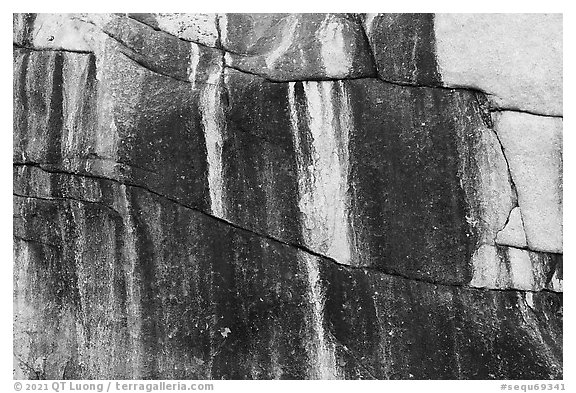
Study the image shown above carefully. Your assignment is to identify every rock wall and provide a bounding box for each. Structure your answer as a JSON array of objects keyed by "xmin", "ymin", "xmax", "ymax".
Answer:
[{"xmin": 13, "ymin": 13, "xmax": 562, "ymax": 379}]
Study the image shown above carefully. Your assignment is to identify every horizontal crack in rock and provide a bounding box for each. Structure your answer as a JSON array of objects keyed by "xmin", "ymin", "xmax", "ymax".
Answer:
[
  {"xmin": 13, "ymin": 235, "xmax": 62, "ymax": 249},
  {"xmin": 13, "ymin": 43, "xmax": 94, "ymax": 55},
  {"xmin": 13, "ymin": 192, "xmax": 122, "ymax": 217},
  {"xmin": 118, "ymin": 52, "xmax": 190, "ymax": 84},
  {"xmin": 489, "ymin": 107, "xmax": 563, "ymax": 119},
  {"xmin": 224, "ymin": 64, "xmax": 503, "ymax": 97},
  {"xmin": 224, "ymin": 63, "xmax": 378, "ymax": 83},
  {"xmin": 14, "ymin": 38, "xmax": 563, "ymax": 114}
]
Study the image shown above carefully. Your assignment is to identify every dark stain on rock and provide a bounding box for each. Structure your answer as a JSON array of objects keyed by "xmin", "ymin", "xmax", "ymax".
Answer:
[
  {"xmin": 329, "ymin": 270, "xmax": 561, "ymax": 379},
  {"xmin": 74, "ymin": 54, "xmax": 98, "ymax": 153},
  {"xmin": 45, "ymin": 52, "xmax": 64, "ymax": 163},
  {"xmin": 366, "ymin": 13, "xmax": 441, "ymax": 85},
  {"xmin": 113, "ymin": 64, "xmax": 211, "ymax": 211},
  {"xmin": 13, "ymin": 49, "xmax": 30, "ymax": 159},
  {"xmin": 347, "ymin": 80, "xmax": 473, "ymax": 284},
  {"xmin": 224, "ymin": 70, "xmax": 302, "ymax": 243},
  {"xmin": 13, "ymin": 175, "xmax": 563, "ymax": 379},
  {"xmin": 322, "ymin": 264, "xmax": 380, "ymax": 378},
  {"xmin": 14, "ymin": 13, "xmax": 37, "ymax": 46},
  {"xmin": 291, "ymin": 81, "xmax": 314, "ymax": 172},
  {"xmin": 128, "ymin": 193, "xmax": 161, "ymax": 379}
]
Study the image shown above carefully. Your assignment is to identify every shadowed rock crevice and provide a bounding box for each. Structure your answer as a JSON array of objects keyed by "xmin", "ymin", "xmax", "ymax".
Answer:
[
  {"xmin": 13, "ymin": 43, "xmax": 94, "ymax": 55},
  {"xmin": 489, "ymin": 108, "xmax": 563, "ymax": 119}
]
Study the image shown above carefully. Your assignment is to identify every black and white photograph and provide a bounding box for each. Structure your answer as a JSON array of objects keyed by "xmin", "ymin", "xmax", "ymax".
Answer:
[{"xmin": 11, "ymin": 8, "xmax": 564, "ymax": 385}]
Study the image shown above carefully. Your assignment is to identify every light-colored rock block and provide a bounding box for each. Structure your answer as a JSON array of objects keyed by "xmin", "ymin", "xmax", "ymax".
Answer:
[
  {"xmin": 128, "ymin": 13, "xmax": 219, "ymax": 47},
  {"xmin": 435, "ymin": 13, "xmax": 562, "ymax": 116},
  {"xmin": 13, "ymin": 13, "xmax": 98, "ymax": 52},
  {"xmin": 493, "ymin": 111, "xmax": 562, "ymax": 253},
  {"xmin": 470, "ymin": 244, "xmax": 561, "ymax": 291},
  {"xmin": 496, "ymin": 207, "xmax": 528, "ymax": 248}
]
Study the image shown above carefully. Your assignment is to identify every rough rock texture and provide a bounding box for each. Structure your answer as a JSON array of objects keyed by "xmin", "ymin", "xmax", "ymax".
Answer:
[
  {"xmin": 221, "ymin": 14, "xmax": 376, "ymax": 81},
  {"xmin": 362, "ymin": 13, "xmax": 563, "ymax": 116},
  {"xmin": 225, "ymin": 70, "xmax": 480, "ymax": 284},
  {"xmin": 493, "ymin": 111, "xmax": 563, "ymax": 254},
  {"xmin": 14, "ymin": 13, "xmax": 563, "ymax": 380},
  {"xmin": 363, "ymin": 13, "xmax": 441, "ymax": 85},
  {"xmin": 128, "ymin": 13, "xmax": 219, "ymax": 47},
  {"xmin": 435, "ymin": 14, "xmax": 563, "ymax": 116},
  {"xmin": 496, "ymin": 207, "xmax": 527, "ymax": 248},
  {"xmin": 13, "ymin": 166, "xmax": 563, "ymax": 379}
]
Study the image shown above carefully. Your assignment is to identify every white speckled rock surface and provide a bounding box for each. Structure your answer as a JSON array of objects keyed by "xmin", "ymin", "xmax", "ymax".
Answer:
[
  {"xmin": 496, "ymin": 207, "xmax": 528, "ymax": 248},
  {"xmin": 435, "ymin": 13, "xmax": 562, "ymax": 116},
  {"xmin": 493, "ymin": 111, "xmax": 563, "ymax": 253}
]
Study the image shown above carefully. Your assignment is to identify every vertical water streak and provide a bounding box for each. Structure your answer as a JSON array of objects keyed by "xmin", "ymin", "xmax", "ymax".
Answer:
[
  {"xmin": 62, "ymin": 57, "xmax": 77, "ymax": 154},
  {"xmin": 217, "ymin": 14, "xmax": 227, "ymax": 48},
  {"xmin": 334, "ymin": 81, "xmax": 353, "ymax": 261},
  {"xmin": 116, "ymin": 185, "xmax": 144, "ymax": 378},
  {"xmin": 289, "ymin": 83, "xmax": 344, "ymax": 379},
  {"xmin": 193, "ymin": 44, "xmax": 225, "ymax": 218},
  {"xmin": 188, "ymin": 43, "xmax": 200, "ymax": 89},
  {"xmin": 295, "ymin": 81, "xmax": 352, "ymax": 264},
  {"xmin": 318, "ymin": 15, "xmax": 352, "ymax": 77},
  {"xmin": 301, "ymin": 253, "xmax": 341, "ymax": 379}
]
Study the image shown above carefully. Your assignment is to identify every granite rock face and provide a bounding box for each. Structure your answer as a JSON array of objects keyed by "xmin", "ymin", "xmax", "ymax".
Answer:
[
  {"xmin": 493, "ymin": 111, "xmax": 563, "ymax": 254},
  {"xmin": 435, "ymin": 14, "xmax": 562, "ymax": 116},
  {"xmin": 363, "ymin": 13, "xmax": 440, "ymax": 85},
  {"xmin": 363, "ymin": 13, "xmax": 563, "ymax": 116},
  {"xmin": 14, "ymin": 13, "xmax": 563, "ymax": 380},
  {"xmin": 222, "ymin": 14, "xmax": 376, "ymax": 81}
]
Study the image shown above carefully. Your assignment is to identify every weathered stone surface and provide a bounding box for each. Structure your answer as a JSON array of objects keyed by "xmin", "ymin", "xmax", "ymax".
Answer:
[
  {"xmin": 13, "ymin": 13, "xmax": 94, "ymax": 52},
  {"xmin": 469, "ymin": 245, "xmax": 562, "ymax": 291},
  {"xmin": 13, "ymin": 13, "xmax": 563, "ymax": 380},
  {"xmin": 14, "ymin": 166, "xmax": 314, "ymax": 379},
  {"xmin": 14, "ymin": 166, "xmax": 562, "ymax": 379},
  {"xmin": 496, "ymin": 207, "xmax": 528, "ymax": 248},
  {"xmin": 322, "ymin": 261, "xmax": 562, "ymax": 379},
  {"xmin": 435, "ymin": 14, "xmax": 563, "ymax": 116},
  {"xmin": 222, "ymin": 14, "xmax": 376, "ymax": 81},
  {"xmin": 222, "ymin": 69, "xmax": 302, "ymax": 242},
  {"xmin": 493, "ymin": 111, "xmax": 563, "ymax": 253},
  {"xmin": 128, "ymin": 13, "xmax": 219, "ymax": 47},
  {"xmin": 13, "ymin": 39, "xmax": 560, "ymax": 288},
  {"xmin": 363, "ymin": 13, "xmax": 441, "ymax": 85},
  {"xmin": 344, "ymin": 80, "xmax": 476, "ymax": 283},
  {"xmin": 13, "ymin": 13, "xmax": 222, "ymax": 83},
  {"xmin": 86, "ymin": 14, "xmax": 195, "ymax": 82},
  {"xmin": 451, "ymin": 95, "xmax": 516, "ymax": 247},
  {"xmin": 222, "ymin": 70, "xmax": 482, "ymax": 284},
  {"xmin": 13, "ymin": 46, "xmax": 214, "ymax": 212}
]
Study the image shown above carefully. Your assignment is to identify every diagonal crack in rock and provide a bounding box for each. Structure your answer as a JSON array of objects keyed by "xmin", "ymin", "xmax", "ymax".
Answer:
[{"xmin": 13, "ymin": 162, "xmax": 562, "ymax": 296}]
